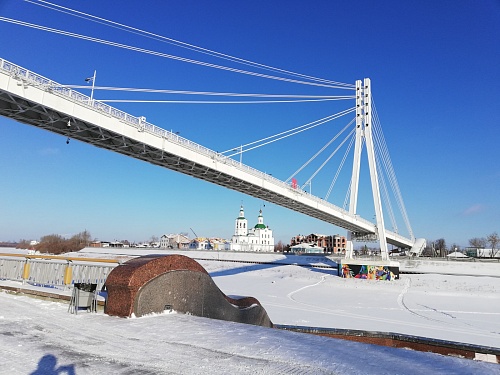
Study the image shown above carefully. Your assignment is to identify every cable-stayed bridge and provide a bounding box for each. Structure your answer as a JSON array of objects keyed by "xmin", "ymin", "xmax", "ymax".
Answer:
[{"xmin": 0, "ymin": 58, "xmax": 424, "ymax": 257}]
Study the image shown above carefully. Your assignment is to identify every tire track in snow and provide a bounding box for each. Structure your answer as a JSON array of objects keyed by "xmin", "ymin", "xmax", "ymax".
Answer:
[
  {"xmin": 397, "ymin": 277, "xmax": 500, "ymax": 337},
  {"xmin": 397, "ymin": 277, "xmax": 432, "ymax": 321},
  {"xmin": 264, "ymin": 276, "xmax": 500, "ymax": 342},
  {"xmin": 287, "ymin": 275, "xmax": 328, "ymax": 303}
]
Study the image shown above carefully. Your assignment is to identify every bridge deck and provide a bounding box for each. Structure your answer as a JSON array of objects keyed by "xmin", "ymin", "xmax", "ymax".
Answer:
[{"xmin": 0, "ymin": 58, "xmax": 414, "ymax": 248}]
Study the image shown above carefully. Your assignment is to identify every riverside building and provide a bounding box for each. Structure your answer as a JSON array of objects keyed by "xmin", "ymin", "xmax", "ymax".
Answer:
[{"xmin": 230, "ymin": 205, "xmax": 275, "ymax": 252}]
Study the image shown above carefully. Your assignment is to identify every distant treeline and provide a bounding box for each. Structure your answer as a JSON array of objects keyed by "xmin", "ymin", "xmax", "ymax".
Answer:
[
  {"xmin": 0, "ymin": 242, "xmax": 18, "ymax": 248},
  {"xmin": 16, "ymin": 230, "xmax": 92, "ymax": 255}
]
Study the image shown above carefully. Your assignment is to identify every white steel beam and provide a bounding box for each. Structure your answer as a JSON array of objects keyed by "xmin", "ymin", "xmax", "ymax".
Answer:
[
  {"xmin": 346, "ymin": 80, "xmax": 365, "ymax": 258},
  {"xmin": 346, "ymin": 78, "xmax": 390, "ymax": 259},
  {"xmin": 362, "ymin": 78, "xmax": 389, "ymax": 260}
]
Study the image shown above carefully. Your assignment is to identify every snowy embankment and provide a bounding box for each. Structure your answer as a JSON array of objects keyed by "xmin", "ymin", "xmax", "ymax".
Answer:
[
  {"xmin": 1, "ymin": 291, "xmax": 499, "ymax": 375},
  {"xmin": 399, "ymin": 258, "xmax": 500, "ymax": 277},
  {"xmin": 0, "ymin": 247, "xmax": 30, "ymax": 255}
]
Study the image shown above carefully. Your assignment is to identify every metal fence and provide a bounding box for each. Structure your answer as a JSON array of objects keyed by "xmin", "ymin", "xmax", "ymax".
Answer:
[
  {"xmin": 0, "ymin": 254, "xmax": 119, "ymax": 290},
  {"xmin": 0, "ymin": 256, "xmax": 25, "ymax": 281},
  {"xmin": 26, "ymin": 259, "xmax": 67, "ymax": 286},
  {"xmin": 71, "ymin": 262, "xmax": 116, "ymax": 290}
]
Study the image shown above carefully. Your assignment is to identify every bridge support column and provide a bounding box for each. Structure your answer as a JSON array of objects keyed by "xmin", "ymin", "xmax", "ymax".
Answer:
[
  {"xmin": 342, "ymin": 78, "xmax": 398, "ymax": 278},
  {"xmin": 362, "ymin": 78, "xmax": 389, "ymax": 261},
  {"xmin": 345, "ymin": 80, "xmax": 364, "ymax": 260}
]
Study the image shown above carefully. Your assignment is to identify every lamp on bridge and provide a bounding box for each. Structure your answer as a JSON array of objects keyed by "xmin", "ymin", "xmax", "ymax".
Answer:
[{"xmin": 85, "ymin": 70, "xmax": 96, "ymax": 102}]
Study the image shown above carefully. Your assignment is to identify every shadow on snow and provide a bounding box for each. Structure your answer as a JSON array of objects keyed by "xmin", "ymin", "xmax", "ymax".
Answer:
[{"xmin": 209, "ymin": 255, "xmax": 339, "ymax": 278}]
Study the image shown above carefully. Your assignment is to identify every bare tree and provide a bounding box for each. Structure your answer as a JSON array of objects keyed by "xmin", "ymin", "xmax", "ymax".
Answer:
[
  {"xmin": 35, "ymin": 230, "xmax": 93, "ymax": 254},
  {"xmin": 16, "ymin": 239, "xmax": 31, "ymax": 249},
  {"xmin": 421, "ymin": 239, "xmax": 436, "ymax": 257},
  {"xmin": 82, "ymin": 230, "xmax": 92, "ymax": 246},
  {"xmin": 36, "ymin": 234, "xmax": 66, "ymax": 254},
  {"xmin": 274, "ymin": 240, "xmax": 284, "ymax": 252},
  {"xmin": 71, "ymin": 230, "xmax": 92, "ymax": 247},
  {"xmin": 486, "ymin": 232, "xmax": 499, "ymax": 258},
  {"xmin": 435, "ymin": 238, "xmax": 447, "ymax": 257},
  {"xmin": 469, "ymin": 237, "xmax": 486, "ymax": 249}
]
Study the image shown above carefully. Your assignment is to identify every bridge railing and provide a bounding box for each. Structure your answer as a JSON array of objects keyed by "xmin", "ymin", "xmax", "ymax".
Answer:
[
  {"xmin": 0, "ymin": 58, "xmax": 375, "ymax": 231},
  {"xmin": 0, "ymin": 253, "xmax": 119, "ymax": 290},
  {"xmin": 0, "ymin": 256, "xmax": 25, "ymax": 281},
  {"xmin": 26, "ymin": 258, "xmax": 68, "ymax": 286},
  {"xmin": 386, "ymin": 230, "xmax": 415, "ymax": 245}
]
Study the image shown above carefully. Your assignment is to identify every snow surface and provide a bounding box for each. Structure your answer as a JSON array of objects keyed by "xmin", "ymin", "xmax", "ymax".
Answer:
[{"xmin": 1, "ymin": 248, "xmax": 499, "ymax": 374}]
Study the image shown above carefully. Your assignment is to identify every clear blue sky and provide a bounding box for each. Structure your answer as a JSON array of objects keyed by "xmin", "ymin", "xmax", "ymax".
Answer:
[{"xmin": 0, "ymin": 0, "xmax": 499, "ymax": 247}]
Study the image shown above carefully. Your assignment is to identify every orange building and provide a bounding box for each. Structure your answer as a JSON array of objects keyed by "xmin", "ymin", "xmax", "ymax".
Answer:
[{"xmin": 290, "ymin": 234, "xmax": 346, "ymax": 254}]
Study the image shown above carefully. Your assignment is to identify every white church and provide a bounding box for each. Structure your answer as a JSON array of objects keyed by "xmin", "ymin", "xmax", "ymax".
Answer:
[{"xmin": 230, "ymin": 205, "xmax": 275, "ymax": 252}]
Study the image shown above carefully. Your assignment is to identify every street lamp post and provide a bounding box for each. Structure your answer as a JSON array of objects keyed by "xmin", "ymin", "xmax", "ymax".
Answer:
[
  {"xmin": 90, "ymin": 70, "xmax": 96, "ymax": 101},
  {"xmin": 85, "ymin": 70, "xmax": 96, "ymax": 103}
]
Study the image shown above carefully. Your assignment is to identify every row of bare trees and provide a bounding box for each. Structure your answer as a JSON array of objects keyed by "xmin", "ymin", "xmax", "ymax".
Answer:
[
  {"xmin": 426, "ymin": 238, "xmax": 454, "ymax": 257},
  {"xmin": 423, "ymin": 232, "xmax": 499, "ymax": 258},
  {"xmin": 17, "ymin": 230, "xmax": 92, "ymax": 255},
  {"xmin": 469, "ymin": 232, "xmax": 499, "ymax": 257}
]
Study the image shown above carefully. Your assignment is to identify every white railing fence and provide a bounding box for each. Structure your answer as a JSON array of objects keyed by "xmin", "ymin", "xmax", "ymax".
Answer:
[{"xmin": 0, "ymin": 254, "xmax": 119, "ymax": 291}]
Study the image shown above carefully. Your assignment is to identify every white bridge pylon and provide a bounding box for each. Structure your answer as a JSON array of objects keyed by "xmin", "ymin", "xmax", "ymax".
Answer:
[
  {"xmin": 347, "ymin": 79, "xmax": 389, "ymax": 260},
  {"xmin": 0, "ymin": 58, "xmax": 421, "ymax": 251}
]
